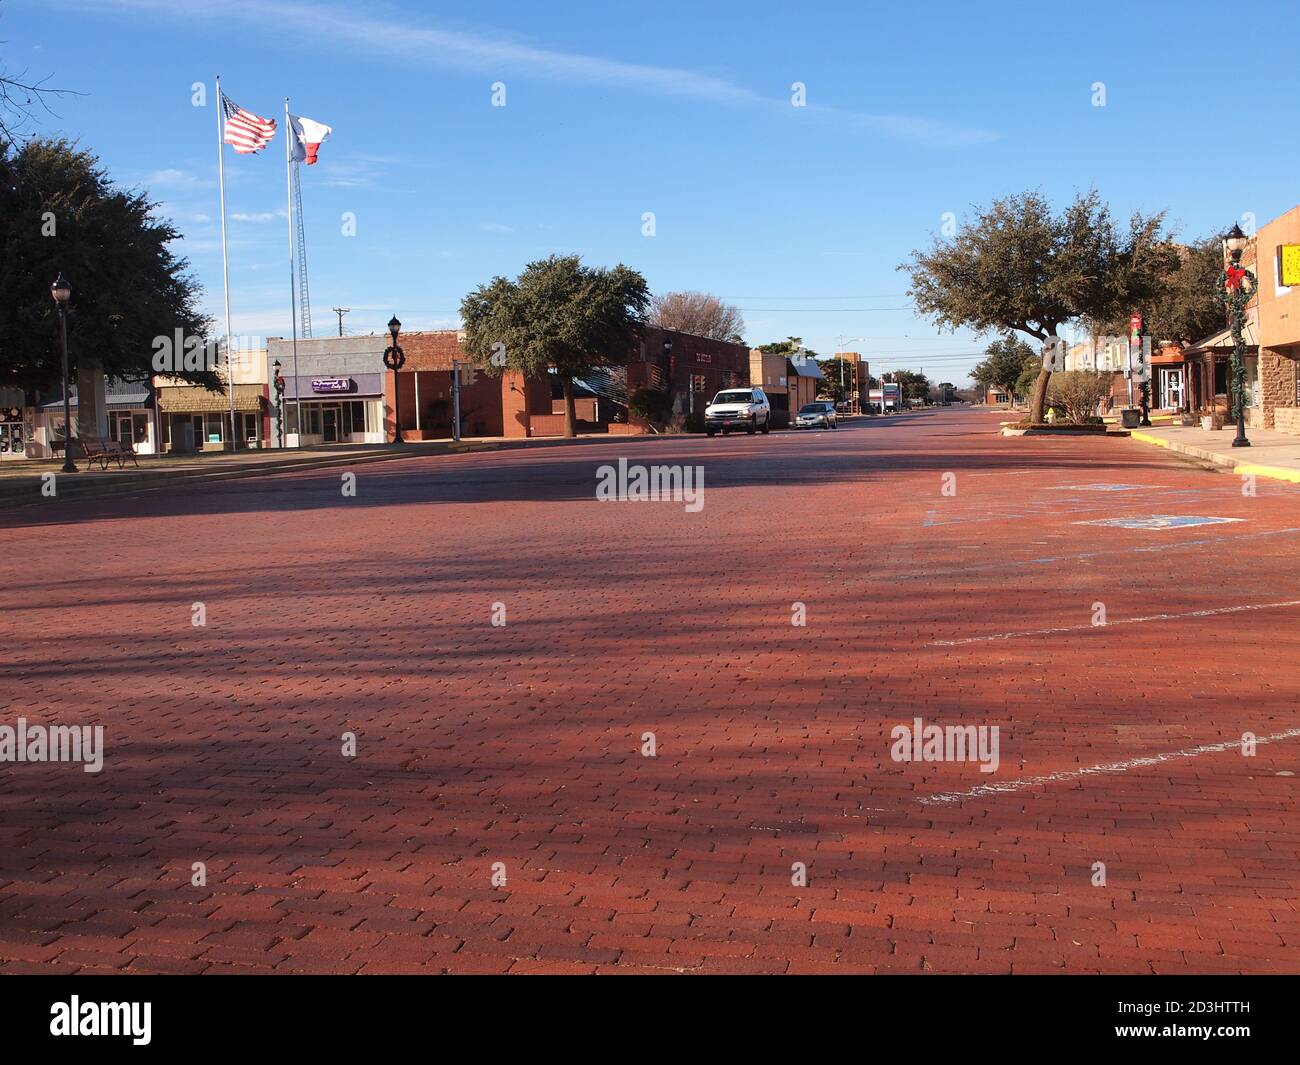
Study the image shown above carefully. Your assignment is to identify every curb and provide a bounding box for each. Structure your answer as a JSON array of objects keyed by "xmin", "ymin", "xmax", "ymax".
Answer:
[
  {"xmin": 1000, "ymin": 427, "xmax": 1129, "ymax": 437},
  {"xmin": 1129, "ymin": 431, "xmax": 1300, "ymax": 485},
  {"xmin": 0, "ymin": 446, "xmax": 438, "ymax": 508}
]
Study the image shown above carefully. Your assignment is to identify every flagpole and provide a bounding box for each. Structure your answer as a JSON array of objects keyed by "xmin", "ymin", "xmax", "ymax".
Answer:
[
  {"xmin": 215, "ymin": 76, "xmax": 237, "ymax": 452},
  {"xmin": 284, "ymin": 98, "xmax": 302, "ymax": 449}
]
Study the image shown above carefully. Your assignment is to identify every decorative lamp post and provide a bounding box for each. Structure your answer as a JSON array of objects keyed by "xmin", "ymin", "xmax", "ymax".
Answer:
[
  {"xmin": 383, "ymin": 316, "xmax": 406, "ymax": 444},
  {"xmin": 1131, "ymin": 313, "xmax": 1152, "ymax": 427},
  {"xmin": 50, "ymin": 272, "xmax": 76, "ymax": 473},
  {"xmin": 272, "ymin": 359, "xmax": 286, "ymax": 448},
  {"xmin": 1221, "ymin": 223, "xmax": 1254, "ymax": 448}
]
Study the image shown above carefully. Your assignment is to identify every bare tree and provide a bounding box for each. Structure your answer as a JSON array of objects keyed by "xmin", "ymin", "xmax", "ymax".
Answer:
[
  {"xmin": 2, "ymin": 16, "xmax": 76, "ymax": 146},
  {"xmin": 649, "ymin": 291, "xmax": 745, "ymax": 343}
]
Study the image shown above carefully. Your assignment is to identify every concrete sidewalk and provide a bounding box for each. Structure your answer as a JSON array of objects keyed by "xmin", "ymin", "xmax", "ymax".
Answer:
[
  {"xmin": 1129, "ymin": 423, "xmax": 1300, "ymax": 484},
  {"xmin": 0, "ymin": 437, "xmax": 512, "ymax": 506}
]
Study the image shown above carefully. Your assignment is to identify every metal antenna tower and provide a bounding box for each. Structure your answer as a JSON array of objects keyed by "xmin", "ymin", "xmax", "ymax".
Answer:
[{"xmin": 293, "ymin": 161, "xmax": 312, "ymax": 338}]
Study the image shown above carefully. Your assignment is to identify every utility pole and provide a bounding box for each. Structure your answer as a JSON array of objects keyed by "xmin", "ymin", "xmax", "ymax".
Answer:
[
  {"xmin": 452, "ymin": 359, "xmax": 462, "ymax": 442},
  {"xmin": 332, "ymin": 307, "xmax": 349, "ymax": 337}
]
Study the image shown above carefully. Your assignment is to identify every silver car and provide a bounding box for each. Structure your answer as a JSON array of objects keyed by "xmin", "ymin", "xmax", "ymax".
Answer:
[{"xmin": 794, "ymin": 401, "xmax": 837, "ymax": 430}]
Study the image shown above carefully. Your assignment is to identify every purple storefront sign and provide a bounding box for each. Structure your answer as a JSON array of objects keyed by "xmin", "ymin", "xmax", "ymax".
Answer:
[
  {"xmin": 311, "ymin": 377, "xmax": 354, "ymax": 393},
  {"xmin": 284, "ymin": 372, "xmax": 383, "ymax": 400}
]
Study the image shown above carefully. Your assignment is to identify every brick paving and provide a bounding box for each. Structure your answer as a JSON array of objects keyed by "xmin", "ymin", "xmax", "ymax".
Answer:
[{"xmin": 2, "ymin": 407, "xmax": 1299, "ymax": 974}]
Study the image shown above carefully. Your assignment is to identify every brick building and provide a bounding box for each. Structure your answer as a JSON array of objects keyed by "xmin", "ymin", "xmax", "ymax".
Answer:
[{"xmin": 625, "ymin": 326, "xmax": 751, "ymax": 430}]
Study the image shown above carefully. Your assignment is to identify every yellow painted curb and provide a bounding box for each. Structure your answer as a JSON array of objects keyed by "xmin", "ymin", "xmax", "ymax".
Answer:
[
  {"xmin": 1127, "ymin": 430, "xmax": 1300, "ymax": 484},
  {"xmin": 1233, "ymin": 462, "xmax": 1300, "ymax": 484}
]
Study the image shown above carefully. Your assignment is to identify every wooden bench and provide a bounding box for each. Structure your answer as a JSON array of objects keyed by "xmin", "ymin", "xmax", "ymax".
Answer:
[{"xmin": 78, "ymin": 437, "xmax": 140, "ymax": 471}]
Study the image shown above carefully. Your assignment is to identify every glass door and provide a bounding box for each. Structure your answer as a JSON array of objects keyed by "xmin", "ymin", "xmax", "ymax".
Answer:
[{"xmin": 321, "ymin": 405, "xmax": 340, "ymax": 443}]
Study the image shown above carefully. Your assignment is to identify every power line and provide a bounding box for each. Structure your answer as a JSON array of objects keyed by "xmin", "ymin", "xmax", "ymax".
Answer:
[
  {"xmin": 737, "ymin": 306, "xmax": 914, "ymax": 313},
  {"xmin": 723, "ymin": 294, "xmax": 911, "ymax": 300}
]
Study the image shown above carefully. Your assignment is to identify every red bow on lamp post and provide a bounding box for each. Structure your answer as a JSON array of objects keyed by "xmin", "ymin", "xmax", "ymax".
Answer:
[{"xmin": 1225, "ymin": 265, "xmax": 1247, "ymax": 291}]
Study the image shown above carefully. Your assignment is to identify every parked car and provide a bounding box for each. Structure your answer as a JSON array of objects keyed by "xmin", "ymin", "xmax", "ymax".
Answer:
[
  {"xmin": 705, "ymin": 388, "xmax": 771, "ymax": 436},
  {"xmin": 794, "ymin": 400, "xmax": 837, "ymax": 430}
]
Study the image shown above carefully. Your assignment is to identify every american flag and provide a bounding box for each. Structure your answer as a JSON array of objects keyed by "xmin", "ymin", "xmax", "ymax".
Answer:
[{"xmin": 221, "ymin": 92, "xmax": 276, "ymax": 154}]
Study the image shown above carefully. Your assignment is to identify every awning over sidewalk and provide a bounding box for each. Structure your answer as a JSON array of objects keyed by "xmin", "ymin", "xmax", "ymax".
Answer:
[
  {"xmin": 1185, "ymin": 318, "xmax": 1259, "ymax": 354},
  {"xmin": 157, "ymin": 384, "xmax": 264, "ymax": 413}
]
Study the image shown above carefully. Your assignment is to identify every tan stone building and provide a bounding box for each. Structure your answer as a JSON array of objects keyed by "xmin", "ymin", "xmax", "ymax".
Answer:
[{"xmin": 1255, "ymin": 206, "xmax": 1300, "ymax": 432}]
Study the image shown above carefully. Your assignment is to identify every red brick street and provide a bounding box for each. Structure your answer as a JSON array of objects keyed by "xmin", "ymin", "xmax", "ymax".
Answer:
[{"xmin": 2, "ymin": 407, "xmax": 1298, "ymax": 974}]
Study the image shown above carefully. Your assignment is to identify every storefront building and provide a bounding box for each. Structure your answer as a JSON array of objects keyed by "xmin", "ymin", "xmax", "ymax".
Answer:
[
  {"xmin": 154, "ymin": 345, "xmax": 269, "ymax": 452},
  {"xmin": 1150, "ymin": 343, "xmax": 1187, "ymax": 412},
  {"xmin": 29, "ymin": 377, "xmax": 159, "ymax": 458},
  {"xmin": 156, "ymin": 382, "xmax": 267, "ymax": 451},
  {"xmin": 266, "ymin": 337, "xmax": 386, "ymax": 447}
]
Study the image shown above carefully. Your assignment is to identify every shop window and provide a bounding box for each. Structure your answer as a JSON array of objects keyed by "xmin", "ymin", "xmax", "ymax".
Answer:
[
  {"xmin": 342, "ymin": 400, "xmax": 368, "ymax": 436},
  {"xmin": 1, "ymin": 406, "xmax": 23, "ymax": 456}
]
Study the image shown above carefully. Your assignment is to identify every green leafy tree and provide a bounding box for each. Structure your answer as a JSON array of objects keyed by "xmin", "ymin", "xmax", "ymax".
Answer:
[
  {"xmin": 972, "ymin": 335, "xmax": 1038, "ymax": 405},
  {"xmin": 757, "ymin": 336, "xmax": 804, "ymax": 355},
  {"xmin": 889, "ymin": 369, "xmax": 930, "ymax": 401},
  {"xmin": 900, "ymin": 189, "xmax": 1175, "ymax": 422},
  {"xmin": 461, "ymin": 254, "xmax": 649, "ymax": 437},
  {"xmin": 816, "ymin": 355, "xmax": 866, "ymax": 402},
  {"xmin": 0, "ymin": 137, "xmax": 213, "ymax": 395},
  {"xmin": 1092, "ymin": 236, "xmax": 1225, "ymax": 346},
  {"xmin": 1013, "ymin": 360, "xmax": 1040, "ymax": 402}
]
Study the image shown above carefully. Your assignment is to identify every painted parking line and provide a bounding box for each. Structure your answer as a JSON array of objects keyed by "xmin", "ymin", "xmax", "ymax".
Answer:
[
  {"xmin": 1049, "ymin": 483, "xmax": 1156, "ymax": 492},
  {"xmin": 928, "ymin": 598, "xmax": 1300, "ymax": 647},
  {"xmin": 918, "ymin": 727, "xmax": 1300, "ymax": 806},
  {"xmin": 1075, "ymin": 515, "xmax": 1245, "ymax": 530}
]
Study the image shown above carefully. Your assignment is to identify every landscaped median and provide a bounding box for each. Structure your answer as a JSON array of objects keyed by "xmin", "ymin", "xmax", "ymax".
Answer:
[
  {"xmin": 1127, "ymin": 424, "xmax": 1300, "ymax": 485},
  {"xmin": 998, "ymin": 419, "xmax": 1128, "ymax": 438}
]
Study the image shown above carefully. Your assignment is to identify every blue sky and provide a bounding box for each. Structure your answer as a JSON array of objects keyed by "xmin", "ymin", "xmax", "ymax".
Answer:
[{"xmin": 5, "ymin": 0, "xmax": 1298, "ymax": 385}]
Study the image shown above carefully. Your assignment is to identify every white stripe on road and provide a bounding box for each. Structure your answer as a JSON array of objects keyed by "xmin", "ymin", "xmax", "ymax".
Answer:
[
  {"xmin": 918, "ymin": 727, "xmax": 1300, "ymax": 806},
  {"xmin": 928, "ymin": 598, "xmax": 1300, "ymax": 647}
]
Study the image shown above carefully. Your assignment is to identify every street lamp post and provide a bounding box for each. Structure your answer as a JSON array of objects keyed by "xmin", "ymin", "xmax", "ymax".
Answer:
[
  {"xmin": 1221, "ymin": 223, "xmax": 1255, "ymax": 448},
  {"xmin": 383, "ymin": 316, "xmax": 406, "ymax": 445},
  {"xmin": 836, "ymin": 335, "xmax": 866, "ymax": 411},
  {"xmin": 272, "ymin": 359, "xmax": 286, "ymax": 448},
  {"xmin": 50, "ymin": 272, "xmax": 76, "ymax": 473}
]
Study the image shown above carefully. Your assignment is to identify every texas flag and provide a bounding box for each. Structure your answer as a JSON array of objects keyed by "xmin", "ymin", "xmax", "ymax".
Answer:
[{"xmin": 288, "ymin": 114, "xmax": 332, "ymax": 165}]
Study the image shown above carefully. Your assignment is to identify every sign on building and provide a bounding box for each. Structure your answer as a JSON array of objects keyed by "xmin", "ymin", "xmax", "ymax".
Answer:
[{"xmin": 1281, "ymin": 244, "xmax": 1300, "ymax": 287}]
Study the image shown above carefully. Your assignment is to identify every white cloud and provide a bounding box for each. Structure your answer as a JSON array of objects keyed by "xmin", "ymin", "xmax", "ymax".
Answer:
[
  {"xmin": 480, "ymin": 222, "xmax": 513, "ymax": 234},
  {"xmin": 145, "ymin": 167, "xmax": 205, "ymax": 187},
  {"xmin": 230, "ymin": 209, "xmax": 288, "ymax": 223},
  {"xmin": 76, "ymin": 0, "xmax": 1000, "ymax": 147}
]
